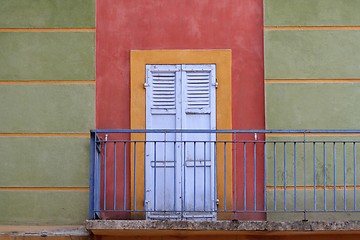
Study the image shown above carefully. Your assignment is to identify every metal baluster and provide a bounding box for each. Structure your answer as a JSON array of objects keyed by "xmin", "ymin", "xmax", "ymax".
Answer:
[
  {"xmin": 213, "ymin": 141, "xmax": 217, "ymax": 213},
  {"xmin": 194, "ymin": 141, "xmax": 197, "ymax": 212},
  {"xmin": 144, "ymin": 141, "xmax": 147, "ymax": 213},
  {"xmin": 354, "ymin": 143, "xmax": 357, "ymax": 211},
  {"xmin": 324, "ymin": 142, "xmax": 327, "ymax": 211},
  {"xmin": 164, "ymin": 133, "xmax": 167, "ymax": 213},
  {"xmin": 203, "ymin": 141, "xmax": 207, "ymax": 211},
  {"xmin": 173, "ymin": 141, "xmax": 177, "ymax": 213},
  {"xmin": 183, "ymin": 141, "xmax": 186, "ymax": 216},
  {"xmin": 303, "ymin": 134, "xmax": 307, "ymax": 217},
  {"xmin": 254, "ymin": 141, "xmax": 257, "ymax": 211},
  {"xmin": 284, "ymin": 142, "xmax": 287, "ymax": 211},
  {"xmin": 133, "ymin": 142, "xmax": 137, "ymax": 211},
  {"xmin": 264, "ymin": 142, "xmax": 267, "ymax": 213},
  {"xmin": 153, "ymin": 141, "xmax": 157, "ymax": 211},
  {"xmin": 234, "ymin": 133, "xmax": 237, "ymax": 214},
  {"xmin": 334, "ymin": 142, "xmax": 336, "ymax": 211},
  {"xmin": 113, "ymin": 142, "xmax": 117, "ymax": 210},
  {"xmin": 103, "ymin": 136, "xmax": 107, "ymax": 210},
  {"xmin": 344, "ymin": 142, "xmax": 346, "ymax": 210},
  {"xmin": 273, "ymin": 142, "xmax": 276, "ymax": 211},
  {"xmin": 124, "ymin": 142, "xmax": 127, "ymax": 211},
  {"xmin": 294, "ymin": 142, "xmax": 297, "ymax": 211},
  {"xmin": 244, "ymin": 142, "xmax": 247, "ymax": 211},
  {"xmin": 224, "ymin": 142, "xmax": 227, "ymax": 210},
  {"xmin": 313, "ymin": 142, "xmax": 317, "ymax": 211}
]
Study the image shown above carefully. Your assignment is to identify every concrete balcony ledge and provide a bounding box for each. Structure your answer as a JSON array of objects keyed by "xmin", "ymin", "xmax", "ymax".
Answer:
[{"xmin": 86, "ymin": 220, "xmax": 360, "ymax": 237}]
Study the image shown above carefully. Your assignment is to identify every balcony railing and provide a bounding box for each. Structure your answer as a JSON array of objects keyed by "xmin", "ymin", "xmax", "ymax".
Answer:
[{"xmin": 89, "ymin": 129, "xmax": 360, "ymax": 221}]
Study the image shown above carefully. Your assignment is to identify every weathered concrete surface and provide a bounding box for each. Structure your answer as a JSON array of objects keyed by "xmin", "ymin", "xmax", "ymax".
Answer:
[
  {"xmin": 0, "ymin": 225, "xmax": 89, "ymax": 238},
  {"xmin": 86, "ymin": 220, "xmax": 360, "ymax": 235}
]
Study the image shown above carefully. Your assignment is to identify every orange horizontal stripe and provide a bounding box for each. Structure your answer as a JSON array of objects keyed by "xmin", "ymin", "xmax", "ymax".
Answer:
[
  {"xmin": 265, "ymin": 26, "xmax": 360, "ymax": 31},
  {"xmin": 266, "ymin": 79, "xmax": 360, "ymax": 83},
  {"xmin": 0, "ymin": 28, "xmax": 95, "ymax": 32},
  {"xmin": 0, "ymin": 133, "xmax": 89, "ymax": 138},
  {"xmin": 0, "ymin": 187, "xmax": 89, "ymax": 191},
  {"xmin": 0, "ymin": 80, "xmax": 95, "ymax": 85},
  {"xmin": 267, "ymin": 186, "xmax": 360, "ymax": 191},
  {"xmin": 267, "ymin": 133, "xmax": 360, "ymax": 137}
]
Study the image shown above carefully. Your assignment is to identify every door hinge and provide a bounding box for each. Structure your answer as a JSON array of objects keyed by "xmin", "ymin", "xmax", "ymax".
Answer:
[{"xmin": 213, "ymin": 79, "xmax": 218, "ymax": 88}]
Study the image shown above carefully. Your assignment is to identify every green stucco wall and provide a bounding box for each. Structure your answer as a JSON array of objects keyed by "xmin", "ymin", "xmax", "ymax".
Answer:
[
  {"xmin": 265, "ymin": 0, "xmax": 360, "ymax": 221},
  {"xmin": 266, "ymin": 83, "xmax": 360, "ymax": 129},
  {"xmin": 0, "ymin": 0, "xmax": 95, "ymax": 28},
  {"xmin": 265, "ymin": 0, "xmax": 360, "ymax": 27},
  {"xmin": 265, "ymin": 30, "xmax": 360, "ymax": 79},
  {"xmin": 0, "ymin": 32, "xmax": 94, "ymax": 80},
  {"xmin": 0, "ymin": 0, "xmax": 95, "ymax": 225}
]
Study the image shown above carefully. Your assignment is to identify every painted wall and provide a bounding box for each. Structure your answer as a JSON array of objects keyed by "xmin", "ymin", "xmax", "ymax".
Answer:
[
  {"xmin": 265, "ymin": 0, "xmax": 360, "ymax": 220},
  {"xmin": 96, "ymin": 0, "xmax": 264, "ymax": 220},
  {"xmin": 96, "ymin": 0, "xmax": 264, "ymax": 130},
  {"xmin": 0, "ymin": 0, "xmax": 95, "ymax": 225},
  {"xmin": 4, "ymin": 0, "xmax": 360, "ymax": 229}
]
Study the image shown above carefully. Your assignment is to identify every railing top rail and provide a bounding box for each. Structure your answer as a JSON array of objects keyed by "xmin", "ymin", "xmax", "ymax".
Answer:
[{"xmin": 91, "ymin": 129, "xmax": 360, "ymax": 134}]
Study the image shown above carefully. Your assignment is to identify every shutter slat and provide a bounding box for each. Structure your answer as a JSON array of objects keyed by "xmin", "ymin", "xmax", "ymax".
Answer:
[
  {"xmin": 185, "ymin": 70, "xmax": 210, "ymax": 110},
  {"xmin": 151, "ymin": 70, "xmax": 176, "ymax": 110}
]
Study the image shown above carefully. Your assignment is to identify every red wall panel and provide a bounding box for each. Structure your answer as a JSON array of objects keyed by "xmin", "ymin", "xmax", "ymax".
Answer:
[{"xmin": 96, "ymin": 0, "xmax": 264, "ymax": 220}]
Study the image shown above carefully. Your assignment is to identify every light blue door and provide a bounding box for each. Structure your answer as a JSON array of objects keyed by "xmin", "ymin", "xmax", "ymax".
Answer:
[{"xmin": 145, "ymin": 64, "xmax": 217, "ymax": 220}]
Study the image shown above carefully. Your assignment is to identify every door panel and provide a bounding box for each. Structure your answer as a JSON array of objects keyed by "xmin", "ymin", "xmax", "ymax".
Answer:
[
  {"xmin": 145, "ymin": 64, "xmax": 216, "ymax": 220},
  {"xmin": 145, "ymin": 65, "xmax": 181, "ymax": 219},
  {"xmin": 181, "ymin": 65, "xmax": 216, "ymax": 219}
]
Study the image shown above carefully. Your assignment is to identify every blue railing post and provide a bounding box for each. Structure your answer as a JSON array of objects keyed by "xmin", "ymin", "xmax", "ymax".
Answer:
[{"xmin": 89, "ymin": 130, "xmax": 96, "ymax": 219}]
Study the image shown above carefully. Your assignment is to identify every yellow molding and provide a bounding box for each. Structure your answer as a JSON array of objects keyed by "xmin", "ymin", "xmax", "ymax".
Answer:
[
  {"xmin": 265, "ymin": 79, "xmax": 360, "ymax": 83},
  {"xmin": 0, "ymin": 80, "xmax": 95, "ymax": 85},
  {"xmin": 0, "ymin": 133, "xmax": 89, "ymax": 138},
  {"xmin": 0, "ymin": 187, "xmax": 89, "ymax": 191},
  {"xmin": 265, "ymin": 26, "xmax": 360, "ymax": 31},
  {"xmin": 0, "ymin": 28, "xmax": 95, "ymax": 32},
  {"xmin": 130, "ymin": 49, "xmax": 233, "ymax": 218}
]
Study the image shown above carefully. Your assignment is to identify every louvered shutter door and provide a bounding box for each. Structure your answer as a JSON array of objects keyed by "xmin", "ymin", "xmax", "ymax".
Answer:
[
  {"xmin": 181, "ymin": 64, "xmax": 217, "ymax": 219},
  {"xmin": 145, "ymin": 64, "xmax": 217, "ymax": 220},
  {"xmin": 145, "ymin": 65, "xmax": 182, "ymax": 219}
]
